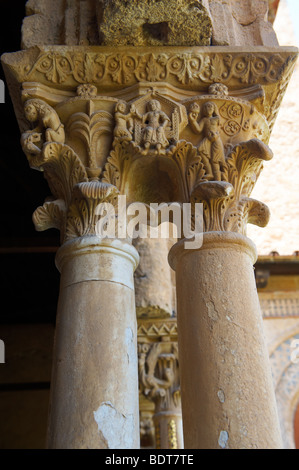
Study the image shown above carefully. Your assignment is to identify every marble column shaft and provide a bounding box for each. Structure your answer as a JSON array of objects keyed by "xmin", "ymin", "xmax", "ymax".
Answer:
[
  {"xmin": 169, "ymin": 232, "xmax": 283, "ymax": 449},
  {"xmin": 46, "ymin": 237, "xmax": 140, "ymax": 449}
]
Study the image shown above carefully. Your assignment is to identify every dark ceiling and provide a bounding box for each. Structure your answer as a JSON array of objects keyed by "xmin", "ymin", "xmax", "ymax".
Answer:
[{"xmin": 0, "ymin": 1, "xmax": 60, "ymax": 324}]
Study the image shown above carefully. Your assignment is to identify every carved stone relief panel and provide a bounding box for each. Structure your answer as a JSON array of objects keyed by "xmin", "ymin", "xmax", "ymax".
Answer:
[{"xmin": 137, "ymin": 317, "xmax": 182, "ymax": 449}]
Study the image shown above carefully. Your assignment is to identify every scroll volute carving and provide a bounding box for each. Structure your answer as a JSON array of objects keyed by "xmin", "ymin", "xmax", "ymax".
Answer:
[
  {"xmin": 138, "ymin": 342, "xmax": 181, "ymax": 413},
  {"xmin": 190, "ymin": 139, "xmax": 273, "ymax": 235}
]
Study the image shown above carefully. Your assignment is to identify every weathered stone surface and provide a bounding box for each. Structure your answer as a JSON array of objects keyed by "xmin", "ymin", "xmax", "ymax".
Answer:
[
  {"xmin": 97, "ymin": 0, "xmax": 212, "ymax": 46},
  {"xmin": 47, "ymin": 237, "xmax": 140, "ymax": 449},
  {"xmin": 134, "ymin": 237, "xmax": 175, "ymax": 318},
  {"xmin": 22, "ymin": 0, "xmax": 65, "ymax": 48},
  {"xmin": 22, "ymin": 0, "xmax": 280, "ymax": 49},
  {"xmin": 208, "ymin": 0, "xmax": 279, "ymax": 46},
  {"xmin": 169, "ymin": 232, "xmax": 283, "ymax": 449},
  {"xmin": 22, "ymin": 0, "xmax": 99, "ymax": 48}
]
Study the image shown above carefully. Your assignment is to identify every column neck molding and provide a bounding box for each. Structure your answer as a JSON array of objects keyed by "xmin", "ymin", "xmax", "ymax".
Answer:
[
  {"xmin": 55, "ymin": 235, "xmax": 139, "ymax": 274},
  {"xmin": 168, "ymin": 231, "xmax": 257, "ymax": 271}
]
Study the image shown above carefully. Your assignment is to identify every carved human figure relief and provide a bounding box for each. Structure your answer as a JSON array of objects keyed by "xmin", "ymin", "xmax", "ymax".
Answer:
[
  {"xmin": 188, "ymin": 101, "xmax": 226, "ymax": 181},
  {"xmin": 114, "ymin": 100, "xmax": 141, "ymax": 142},
  {"xmin": 21, "ymin": 98, "xmax": 65, "ymax": 158},
  {"xmin": 141, "ymin": 99, "xmax": 171, "ymax": 153}
]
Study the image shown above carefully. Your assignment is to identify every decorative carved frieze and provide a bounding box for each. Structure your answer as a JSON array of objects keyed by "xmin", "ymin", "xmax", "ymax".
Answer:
[
  {"xmin": 2, "ymin": 46, "xmax": 296, "ymax": 131},
  {"xmin": 13, "ymin": 48, "xmax": 295, "ymax": 90}
]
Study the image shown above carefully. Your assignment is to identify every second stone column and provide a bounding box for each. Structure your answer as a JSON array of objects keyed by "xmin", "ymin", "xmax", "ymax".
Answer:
[{"xmin": 169, "ymin": 232, "xmax": 283, "ymax": 449}]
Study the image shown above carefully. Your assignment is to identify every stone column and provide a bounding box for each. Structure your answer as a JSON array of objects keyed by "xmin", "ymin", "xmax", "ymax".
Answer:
[
  {"xmin": 134, "ymin": 237, "xmax": 175, "ymax": 319},
  {"xmin": 2, "ymin": 3, "xmax": 297, "ymax": 448},
  {"xmin": 47, "ymin": 236, "xmax": 139, "ymax": 449},
  {"xmin": 6, "ymin": 89, "xmax": 142, "ymax": 447},
  {"xmin": 169, "ymin": 232, "xmax": 282, "ymax": 449}
]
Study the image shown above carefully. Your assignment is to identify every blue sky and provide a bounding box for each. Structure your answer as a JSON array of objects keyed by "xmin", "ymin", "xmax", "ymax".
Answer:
[{"xmin": 286, "ymin": 0, "xmax": 299, "ymax": 43}]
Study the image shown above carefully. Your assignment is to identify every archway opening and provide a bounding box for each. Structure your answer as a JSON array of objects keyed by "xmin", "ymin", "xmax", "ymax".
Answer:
[{"xmin": 295, "ymin": 402, "xmax": 299, "ymax": 449}]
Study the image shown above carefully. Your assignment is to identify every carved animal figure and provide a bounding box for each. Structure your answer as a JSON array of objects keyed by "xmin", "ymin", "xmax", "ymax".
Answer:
[{"xmin": 23, "ymin": 98, "xmax": 65, "ymax": 145}]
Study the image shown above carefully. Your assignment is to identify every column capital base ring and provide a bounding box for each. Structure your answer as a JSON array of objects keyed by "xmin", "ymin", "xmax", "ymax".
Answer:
[
  {"xmin": 55, "ymin": 235, "xmax": 139, "ymax": 273},
  {"xmin": 168, "ymin": 231, "xmax": 257, "ymax": 271}
]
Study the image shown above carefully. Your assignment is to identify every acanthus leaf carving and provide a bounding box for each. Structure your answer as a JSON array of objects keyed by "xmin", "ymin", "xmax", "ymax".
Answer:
[
  {"xmin": 102, "ymin": 141, "xmax": 140, "ymax": 194},
  {"xmin": 191, "ymin": 181, "xmax": 234, "ymax": 232},
  {"xmin": 65, "ymin": 181, "xmax": 119, "ymax": 241},
  {"xmin": 223, "ymin": 138, "xmax": 273, "ymax": 200},
  {"xmin": 25, "ymin": 141, "xmax": 90, "ymax": 242},
  {"xmin": 32, "ymin": 199, "xmax": 66, "ymax": 233},
  {"xmin": 25, "ymin": 52, "xmax": 74, "ymax": 84},
  {"xmin": 41, "ymin": 142, "xmax": 88, "ymax": 206},
  {"xmin": 190, "ymin": 138, "xmax": 273, "ymax": 234},
  {"xmin": 66, "ymin": 108, "xmax": 114, "ymax": 177},
  {"xmin": 170, "ymin": 141, "xmax": 206, "ymax": 201}
]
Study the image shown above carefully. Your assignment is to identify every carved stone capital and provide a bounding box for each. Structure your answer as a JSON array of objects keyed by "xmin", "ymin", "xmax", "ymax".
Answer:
[
  {"xmin": 24, "ymin": 137, "xmax": 119, "ymax": 243},
  {"xmin": 101, "ymin": 90, "xmax": 273, "ymax": 235},
  {"xmin": 2, "ymin": 45, "xmax": 297, "ymax": 241}
]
